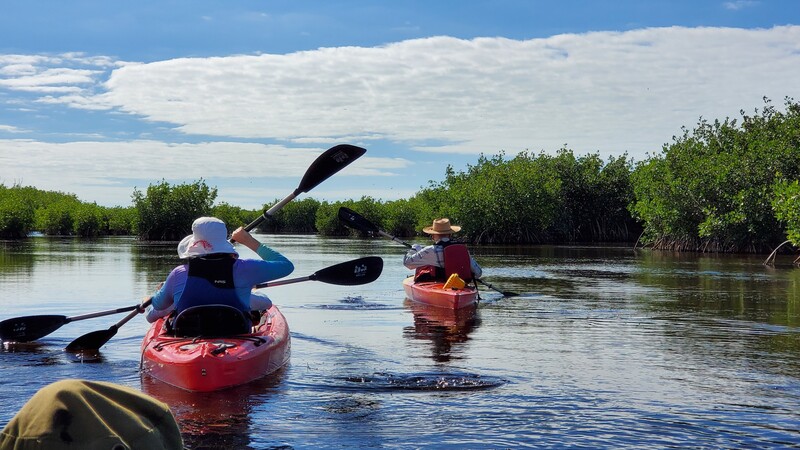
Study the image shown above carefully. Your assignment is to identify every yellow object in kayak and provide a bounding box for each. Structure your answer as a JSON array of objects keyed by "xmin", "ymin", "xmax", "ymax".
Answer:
[{"xmin": 443, "ymin": 273, "xmax": 466, "ymax": 290}]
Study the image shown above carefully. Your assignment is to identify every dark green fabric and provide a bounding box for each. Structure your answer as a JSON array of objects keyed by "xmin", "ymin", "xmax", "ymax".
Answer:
[{"xmin": 0, "ymin": 379, "xmax": 182, "ymax": 450}]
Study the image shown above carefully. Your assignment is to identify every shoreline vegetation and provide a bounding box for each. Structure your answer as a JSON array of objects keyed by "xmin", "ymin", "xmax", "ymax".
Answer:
[{"xmin": 2, "ymin": 97, "xmax": 798, "ymax": 256}]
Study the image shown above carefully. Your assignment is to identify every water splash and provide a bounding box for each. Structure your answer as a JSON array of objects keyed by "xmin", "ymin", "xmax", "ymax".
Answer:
[
  {"xmin": 316, "ymin": 295, "xmax": 396, "ymax": 310},
  {"xmin": 340, "ymin": 372, "xmax": 507, "ymax": 391}
]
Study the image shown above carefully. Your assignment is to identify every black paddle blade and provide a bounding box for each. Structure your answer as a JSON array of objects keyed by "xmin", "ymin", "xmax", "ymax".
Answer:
[
  {"xmin": 338, "ymin": 206, "xmax": 379, "ymax": 233},
  {"xmin": 312, "ymin": 256, "xmax": 384, "ymax": 286},
  {"xmin": 65, "ymin": 326, "xmax": 118, "ymax": 352},
  {"xmin": 297, "ymin": 145, "xmax": 366, "ymax": 194},
  {"xmin": 0, "ymin": 315, "xmax": 68, "ymax": 342}
]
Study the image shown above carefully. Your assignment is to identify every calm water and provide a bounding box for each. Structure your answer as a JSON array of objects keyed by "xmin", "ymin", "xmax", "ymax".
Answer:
[{"xmin": 1, "ymin": 235, "xmax": 799, "ymax": 449}]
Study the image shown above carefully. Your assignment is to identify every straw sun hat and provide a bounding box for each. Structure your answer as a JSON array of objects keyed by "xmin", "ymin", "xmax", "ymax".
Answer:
[{"xmin": 422, "ymin": 218, "xmax": 461, "ymax": 235}]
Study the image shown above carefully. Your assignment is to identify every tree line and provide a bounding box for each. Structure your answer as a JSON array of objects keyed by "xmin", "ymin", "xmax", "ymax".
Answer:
[{"xmin": 1, "ymin": 97, "xmax": 798, "ymax": 254}]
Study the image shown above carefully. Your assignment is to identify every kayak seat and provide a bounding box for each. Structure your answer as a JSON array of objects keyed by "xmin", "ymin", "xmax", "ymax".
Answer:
[
  {"xmin": 171, "ymin": 305, "xmax": 252, "ymax": 337},
  {"xmin": 444, "ymin": 244, "xmax": 473, "ymax": 282}
]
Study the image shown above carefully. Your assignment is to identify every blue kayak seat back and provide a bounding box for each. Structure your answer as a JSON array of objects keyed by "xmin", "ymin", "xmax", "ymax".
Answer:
[
  {"xmin": 444, "ymin": 244, "xmax": 473, "ymax": 282},
  {"xmin": 171, "ymin": 304, "xmax": 252, "ymax": 337}
]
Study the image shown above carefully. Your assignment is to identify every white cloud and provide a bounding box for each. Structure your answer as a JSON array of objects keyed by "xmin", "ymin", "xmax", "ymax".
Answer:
[
  {"xmin": 69, "ymin": 25, "xmax": 798, "ymax": 158},
  {"xmin": 723, "ymin": 1, "xmax": 759, "ymax": 11},
  {"xmin": 0, "ymin": 125, "xmax": 26, "ymax": 133}
]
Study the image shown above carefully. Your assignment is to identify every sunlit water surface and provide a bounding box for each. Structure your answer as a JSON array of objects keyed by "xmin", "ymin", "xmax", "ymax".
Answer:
[{"xmin": 1, "ymin": 236, "xmax": 799, "ymax": 449}]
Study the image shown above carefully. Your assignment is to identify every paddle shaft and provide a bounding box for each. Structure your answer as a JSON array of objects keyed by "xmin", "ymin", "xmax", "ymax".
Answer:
[
  {"xmin": 115, "ymin": 299, "xmax": 152, "ymax": 329},
  {"xmin": 255, "ymin": 274, "xmax": 312, "ymax": 288},
  {"xmin": 377, "ymin": 230, "xmax": 413, "ymax": 248},
  {"xmin": 0, "ymin": 305, "xmax": 143, "ymax": 342},
  {"xmin": 65, "ymin": 302, "xmax": 152, "ymax": 352},
  {"xmin": 68, "ymin": 305, "xmax": 139, "ymax": 322}
]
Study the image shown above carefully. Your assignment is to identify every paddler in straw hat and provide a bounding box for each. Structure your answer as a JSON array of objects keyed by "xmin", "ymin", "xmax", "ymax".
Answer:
[{"xmin": 403, "ymin": 218, "xmax": 482, "ymax": 283}]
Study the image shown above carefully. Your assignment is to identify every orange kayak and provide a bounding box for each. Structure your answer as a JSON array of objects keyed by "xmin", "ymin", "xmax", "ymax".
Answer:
[
  {"xmin": 140, "ymin": 305, "xmax": 290, "ymax": 392},
  {"xmin": 402, "ymin": 276, "xmax": 479, "ymax": 310}
]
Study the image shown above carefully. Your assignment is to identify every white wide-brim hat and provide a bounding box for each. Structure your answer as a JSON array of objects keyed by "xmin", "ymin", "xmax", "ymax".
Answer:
[{"xmin": 177, "ymin": 217, "xmax": 237, "ymax": 259}]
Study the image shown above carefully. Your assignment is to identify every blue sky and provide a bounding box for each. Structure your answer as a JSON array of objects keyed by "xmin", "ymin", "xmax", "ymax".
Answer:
[{"xmin": 1, "ymin": 1, "xmax": 799, "ymax": 208}]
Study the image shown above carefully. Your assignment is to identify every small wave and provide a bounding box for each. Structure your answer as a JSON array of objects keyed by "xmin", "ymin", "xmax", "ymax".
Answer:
[
  {"xmin": 338, "ymin": 371, "xmax": 507, "ymax": 391},
  {"xmin": 316, "ymin": 296, "xmax": 397, "ymax": 310}
]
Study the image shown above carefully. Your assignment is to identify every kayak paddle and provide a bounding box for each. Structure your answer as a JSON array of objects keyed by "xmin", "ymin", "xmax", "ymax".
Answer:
[
  {"xmin": 0, "ymin": 304, "xmax": 140, "ymax": 343},
  {"xmin": 337, "ymin": 206, "xmax": 518, "ymax": 297},
  {"xmin": 255, "ymin": 256, "xmax": 384, "ymax": 288},
  {"xmin": 237, "ymin": 144, "xmax": 366, "ymax": 238},
  {"xmin": 65, "ymin": 299, "xmax": 151, "ymax": 352}
]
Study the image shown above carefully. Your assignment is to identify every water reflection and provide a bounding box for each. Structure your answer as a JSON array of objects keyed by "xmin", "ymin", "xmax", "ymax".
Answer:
[
  {"xmin": 1, "ymin": 340, "xmax": 50, "ymax": 355},
  {"xmin": 2, "ymin": 237, "xmax": 800, "ymax": 448},
  {"xmin": 141, "ymin": 369, "xmax": 286, "ymax": 450},
  {"xmin": 403, "ymin": 299, "xmax": 479, "ymax": 362},
  {"xmin": 130, "ymin": 240, "xmax": 182, "ymax": 286},
  {"xmin": 0, "ymin": 240, "xmax": 35, "ymax": 275}
]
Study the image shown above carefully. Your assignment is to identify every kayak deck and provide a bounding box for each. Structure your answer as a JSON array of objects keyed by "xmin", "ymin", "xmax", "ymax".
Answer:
[
  {"xmin": 402, "ymin": 276, "xmax": 479, "ymax": 310},
  {"xmin": 140, "ymin": 305, "xmax": 290, "ymax": 392}
]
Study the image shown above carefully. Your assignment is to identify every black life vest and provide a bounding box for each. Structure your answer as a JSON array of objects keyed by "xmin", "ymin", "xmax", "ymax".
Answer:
[{"xmin": 174, "ymin": 255, "xmax": 245, "ymax": 314}]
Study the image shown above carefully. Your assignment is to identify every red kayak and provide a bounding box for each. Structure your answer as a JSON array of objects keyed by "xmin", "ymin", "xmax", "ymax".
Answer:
[
  {"xmin": 140, "ymin": 305, "xmax": 290, "ymax": 392},
  {"xmin": 403, "ymin": 276, "xmax": 479, "ymax": 310}
]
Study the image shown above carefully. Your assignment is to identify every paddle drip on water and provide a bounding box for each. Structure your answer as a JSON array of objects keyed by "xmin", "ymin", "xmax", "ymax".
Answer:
[{"xmin": 340, "ymin": 372, "xmax": 506, "ymax": 391}]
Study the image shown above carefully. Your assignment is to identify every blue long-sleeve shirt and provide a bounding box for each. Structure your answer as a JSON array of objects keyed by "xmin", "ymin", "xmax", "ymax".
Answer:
[{"xmin": 146, "ymin": 244, "xmax": 293, "ymax": 322}]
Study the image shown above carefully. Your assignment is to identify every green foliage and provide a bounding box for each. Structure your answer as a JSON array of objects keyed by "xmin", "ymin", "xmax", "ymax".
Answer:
[
  {"xmin": 314, "ymin": 202, "xmax": 346, "ymax": 236},
  {"xmin": 314, "ymin": 197, "xmax": 389, "ymax": 237},
  {"xmin": 773, "ymin": 180, "xmax": 800, "ymax": 246},
  {"xmin": 549, "ymin": 151, "xmax": 637, "ymax": 242},
  {"xmin": 35, "ymin": 198, "xmax": 78, "ymax": 235},
  {"xmin": 71, "ymin": 203, "xmax": 104, "ymax": 237},
  {"xmin": 0, "ymin": 184, "xmax": 139, "ymax": 238},
  {"xmin": 402, "ymin": 150, "xmax": 636, "ymax": 244},
  {"xmin": 419, "ymin": 153, "xmax": 558, "ymax": 243},
  {"xmin": 133, "ymin": 179, "xmax": 217, "ymax": 240},
  {"xmin": 0, "ymin": 185, "xmax": 36, "ymax": 238},
  {"xmin": 104, "ymin": 206, "xmax": 138, "ymax": 235},
  {"xmin": 630, "ymin": 97, "xmax": 800, "ymax": 252},
  {"xmin": 270, "ymin": 198, "xmax": 321, "ymax": 233},
  {"xmin": 211, "ymin": 202, "xmax": 259, "ymax": 231},
  {"xmin": 382, "ymin": 198, "xmax": 419, "ymax": 237},
  {"xmin": 349, "ymin": 197, "xmax": 385, "ymax": 235}
]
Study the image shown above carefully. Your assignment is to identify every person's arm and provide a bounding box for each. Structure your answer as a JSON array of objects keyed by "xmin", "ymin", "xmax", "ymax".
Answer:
[
  {"xmin": 231, "ymin": 227, "xmax": 262, "ymax": 253},
  {"xmin": 403, "ymin": 244, "xmax": 441, "ymax": 269},
  {"xmin": 145, "ymin": 272, "xmax": 180, "ymax": 322},
  {"xmin": 232, "ymin": 227, "xmax": 294, "ymax": 280},
  {"xmin": 470, "ymin": 257, "xmax": 483, "ymax": 279}
]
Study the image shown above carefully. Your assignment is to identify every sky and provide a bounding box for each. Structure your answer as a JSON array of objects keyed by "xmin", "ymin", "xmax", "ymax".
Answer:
[{"xmin": 1, "ymin": 1, "xmax": 799, "ymax": 209}]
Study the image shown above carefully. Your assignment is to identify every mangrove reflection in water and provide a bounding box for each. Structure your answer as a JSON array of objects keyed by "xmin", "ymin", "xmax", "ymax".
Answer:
[{"xmin": 0, "ymin": 235, "xmax": 799, "ymax": 448}]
